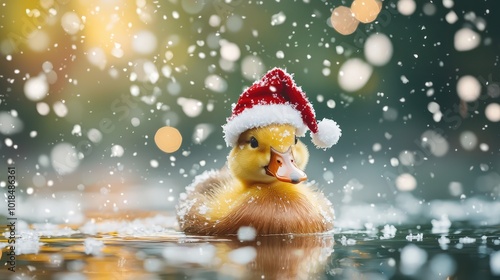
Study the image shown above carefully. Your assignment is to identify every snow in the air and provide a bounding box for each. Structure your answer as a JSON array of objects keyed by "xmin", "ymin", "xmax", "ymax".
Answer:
[
  {"xmin": 400, "ymin": 244, "xmax": 427, "ymax": 275},
  {"xmin": 177, "ymin": 97, "xmax": 203, "ymax": 117},
  {"xmin": 491, "ymin": 251, "xmax": 500, "ymax": 276},
  {"xmin": 421, "ymin": 130, "xmax": 449, "ymax": 157},
  {"xmin": 338, "ymin": 58, "xmax": 373, "ymax": 92},
  {"xmin": 205, "ymin": 74, "xmax": 228, "ymax": 93},
  {"xmin": 226, "ymin": 15, "xmax": 244, "ymax": 32},
  {"xmin": 51, "ymin": 142, "xmax": 80, "ymax": 175},
  {"xmin": 87, "ymin": 128, "xmax": 103, "ymax": 143},
  {"xmin": 445, "ymin": 11, "xmax": 458, "ymax": 24},
  {"xmin": 459, "ymin": 131, "xmax": 478, "ymax": 151},
  {"xmin": 0, "ymin": 111, "xmax": 23, "ymax": 135},
  {"xmin": 86, "ymin": 47, "xmax": 107, "ymax": 70},
  {"xmin": 53, "ymin": 101, "xmax": 69, "ymax": 118},
  {"xmin": 485, "ymin": 103, "xmax": 500, "ymax": 122},
  {"xmin": 364, "ymin": 33, "xmax": 393, "ymax": 66},
  {"xmin": 61, "ymin": 12, "xmax": 83, "ymax": 35},
  {"xmin": 442, "ymin": 0, "xmax": 454, "ymax": 8},
  {"xmin": 36, "ymin": 102, "xmax": 50, "ymax": 115},
  {"xmin": 241, "ymin": 55, "xmax": 265, "ymax": 80},
  {"xmin": 456, "ymin": 75, "xmax": 481, "ymax": 102},
  {"xmin": 423, "ymin": 3, "xmax": 437, "ymax": 16},
  {"xmin": 24, "ymin": 74, "xmax": 49, "ymax": 101},
  {"xmin": 132, "ymin": 30, "xmax": 158, "ymax": 55},
  {"xmin": 395, "ymin": 173, "xmax": 417, "ymax": 191},
  {"xmin": 397, "ymin": 0, "xmax": 416, "ymax": 16},
  {"xmin": 454, "ymin": 28, "xmax": 481, "ymax": 51},
  {"xmin": 271, "ymin": 11, "xmax": 286, "ymax": 26},
  {"xmin": 220, "ymin": 41, "xmax": 241, "ymax": 62},
  {"xmin": 111, "ymin": 144, "xmax": 125, "ymax": 157},
  {"xmin": 27, "ymin": 30, "xmax": 50, "ymax": 52},
  {"xmin": 193, "ymin": 123, "xmax": 214, "ymax": 144},
  {"xmin": 429, "ymin": 254, "xmax": 457, "ymax": 277}
]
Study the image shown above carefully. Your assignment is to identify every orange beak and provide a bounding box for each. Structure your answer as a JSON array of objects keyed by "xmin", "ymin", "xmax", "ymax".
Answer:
[{"xmin": 265, "ymin": 147, "xmax": 307, "ymax": 184}]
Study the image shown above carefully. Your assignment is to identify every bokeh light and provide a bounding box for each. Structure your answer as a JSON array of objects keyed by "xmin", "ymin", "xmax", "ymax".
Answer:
[
  {"xmin": 364, "ymin": 33, "xmax": 393, "ymax": 66},
  {"xmin": 330, "ymin": 6, "xmax": 359, "ymax": 36},
  {"xmin": 155, "ymin": 126, "xmax": 183, "ymax": 153},
  {"xmin": 456, "ymin": 75, "xmax": 481, "ymax": 102},
  {"xmin": 351, "ymin": 0, "xmax": 382, "ymax": 24}
]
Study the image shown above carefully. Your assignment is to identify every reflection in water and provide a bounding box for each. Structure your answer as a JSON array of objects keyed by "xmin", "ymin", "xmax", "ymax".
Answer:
[
  {"xmin": 1, "ymin": 215, "xmax": 500, "ymax": 279},
  {"xmin": 220, "ymin": 235, "xmax": 334, "ymax": 279}
]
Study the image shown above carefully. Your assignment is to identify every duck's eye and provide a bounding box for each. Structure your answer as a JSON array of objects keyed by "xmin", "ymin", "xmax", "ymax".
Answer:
[
  {"xmin": 294, "ymin": 136, "xmax": 298, "ymax": 145},
  {"xmin": 249, "ymin": 136, "xmax": 259, "ymax": 148}
]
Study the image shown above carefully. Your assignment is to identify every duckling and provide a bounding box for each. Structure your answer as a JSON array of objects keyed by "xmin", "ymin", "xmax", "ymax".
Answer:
[{"xmin": 176, "ymin": 68, "xmax": 341, "ymax": 235}]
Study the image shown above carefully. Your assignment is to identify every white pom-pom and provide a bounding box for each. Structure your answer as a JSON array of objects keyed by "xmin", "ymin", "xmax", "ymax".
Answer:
[{"xmin": 311, "ymin": 118, "xmax": 341, "ymax": 148}]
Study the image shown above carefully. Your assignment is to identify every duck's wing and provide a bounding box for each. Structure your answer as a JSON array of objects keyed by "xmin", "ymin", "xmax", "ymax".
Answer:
[
  {"xmin": 190, "ymin": 164, "xmax": 232, "ymax": 195},
  {"xmin": 176, "ymin": 165, "xmax": 235, "ymax": 233}
]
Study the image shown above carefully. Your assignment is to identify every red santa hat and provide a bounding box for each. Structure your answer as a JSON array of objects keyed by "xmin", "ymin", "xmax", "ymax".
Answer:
[{"xmin": 222, "ymin": 67, "xmax": 341, "ymax": 149}]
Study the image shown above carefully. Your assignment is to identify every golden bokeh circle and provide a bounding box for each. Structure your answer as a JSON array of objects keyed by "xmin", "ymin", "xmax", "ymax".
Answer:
[
  {"xmin": 154, "ymin": 126, "xmax": 183, "ymax": 153},
  {"xmin": 330, "ymin": 6, "xmax": 360, "ymax": 36},
  {"xmin": 351, "ymin": 0, "xmax": 382, "ymax": 24}
]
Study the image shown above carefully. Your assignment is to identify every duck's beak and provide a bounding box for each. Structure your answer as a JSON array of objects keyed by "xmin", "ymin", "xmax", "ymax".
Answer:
[{"xmin": 265, "ymin": 147, "xmax": 307, "ymax": 184}]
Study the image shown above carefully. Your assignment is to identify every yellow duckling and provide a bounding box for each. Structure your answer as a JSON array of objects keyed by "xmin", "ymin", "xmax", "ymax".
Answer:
[{"xmin": 177, "ymin": 68, "xmax": 341, "ymax": 235}]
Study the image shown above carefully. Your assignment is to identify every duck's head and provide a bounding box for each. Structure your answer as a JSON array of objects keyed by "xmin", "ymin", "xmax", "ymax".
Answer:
[{"xmin": 228, "ymin": 123, "xmax": 309, "ymax": 185}]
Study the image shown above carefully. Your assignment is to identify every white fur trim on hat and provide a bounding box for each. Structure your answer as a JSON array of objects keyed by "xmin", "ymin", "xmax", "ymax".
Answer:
[
  {"xmin": 311, "ymin": 118, "xmax": 342, "ymax": 149},
  {"xmin": 222, "ymin": 104, "xmax": 307, "ymax": 147}
]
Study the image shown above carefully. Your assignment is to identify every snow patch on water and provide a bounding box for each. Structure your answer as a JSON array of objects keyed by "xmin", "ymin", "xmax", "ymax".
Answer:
[
  {"xmin": 163, "ymin": 244, "xmax": 216, "ymax": 265},
  {"xmin": 84, "ymin": 238, "xmax": 104, "ymax": 256},
  {"xmin": 228, "ymin": 246, "xmax": 257, "ymax": 264}
]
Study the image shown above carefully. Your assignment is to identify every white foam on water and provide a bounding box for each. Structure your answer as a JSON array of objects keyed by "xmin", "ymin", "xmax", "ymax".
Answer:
[
  {"xmin": 84, "ymin": 238, "xmax": 104, "ymax": 256},
  {"xmin": 228, "ymin": 246, "xmax": 257, "ymax": 265},
  {"xmin": 163, "ymin": 244, "xmax": 216, "ymax": 265},
  {"xmin": 237, "ymin": 226, "xmax": 257, "ymax": 241}
]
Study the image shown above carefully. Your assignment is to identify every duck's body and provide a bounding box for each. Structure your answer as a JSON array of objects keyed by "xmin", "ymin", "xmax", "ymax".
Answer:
[{"xmin": 177, "ymin": 124, "xmax": 335, "ymax": 235}]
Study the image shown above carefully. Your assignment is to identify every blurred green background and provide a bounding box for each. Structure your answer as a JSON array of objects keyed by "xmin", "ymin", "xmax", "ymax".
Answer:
[{"xmin": 0, "ymin": 0, "xmax": 499, "ymax": 223}]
